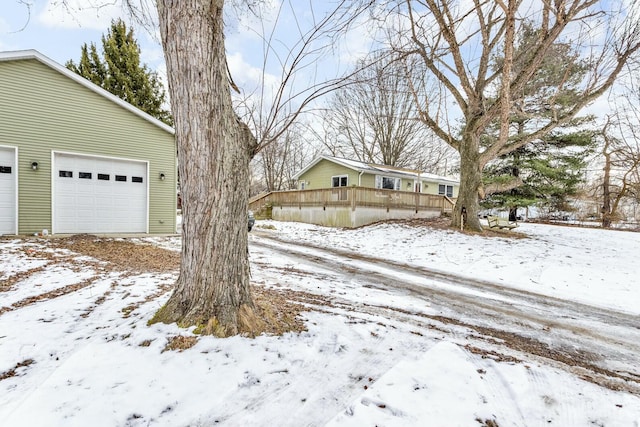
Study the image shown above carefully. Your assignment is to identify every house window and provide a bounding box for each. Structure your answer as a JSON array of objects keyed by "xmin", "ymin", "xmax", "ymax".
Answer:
[
  {"xmin": 438, "ymin": 184, "xmax": 454, "ymax": 197},
  {"xmin": 375, "ymin": 175, "xmax": 401, "ymax": 190},
  {"xmin": 300, "ymin": 181, "xmax": 306, "ymax": 190},
  {"xmin": 59, "ymin": 170, "xmax": 73, "ymax": 178},
  {"xmin": 332, "ymin": 175, "xmax": 348, "ymax": 187},
  {"xmin": 79, "ymin": 172, "xmax": 92, "ymax": 179},
  {"xmin": 0, "ymin": 166, "xmax": 11, "ymax": 174}
]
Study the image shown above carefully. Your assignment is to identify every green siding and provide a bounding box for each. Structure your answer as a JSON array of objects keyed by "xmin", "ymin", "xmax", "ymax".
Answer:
[
  {"xmin": 426, "ymin": 182, "xmax": 459, "ymax": 198},
  {"xmin": 299, "ymin": 160, "xmax": 459, "ymax": 197},
  {"xmin": 0, "ymin": 58, "xmax": 176, "ymax": 234},
  {"xmin": 298, "ymin": 159, "xmax": 362, "ymax": 189},
  {"xmin": 360, "ymin": 173, "xmax": 375, "ymax": 188},
  {"xmin": 423, "ymin": 182, "xmax": 439, "ymax": 196}
]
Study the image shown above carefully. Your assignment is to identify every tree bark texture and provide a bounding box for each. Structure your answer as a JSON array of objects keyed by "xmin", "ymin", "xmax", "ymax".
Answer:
[
  {"xmin": 509, "ymin": 152, "xmax": 521, "ymax": 223},
  {"xmin": 602, "ymin": 150, "xmax": 612, "ymax": 228},
  {"xmin": 453, "ymin": 134, "xmax": 483, "ymax": 231},
  {"xmin": 154, "ymin": 1, "xmax": 259, "ymax": 336}
]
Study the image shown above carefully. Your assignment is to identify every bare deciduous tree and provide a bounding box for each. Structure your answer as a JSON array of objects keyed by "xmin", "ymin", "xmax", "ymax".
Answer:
[
  {"xmin": 232, "ymin": 1, "xmax": 374, "ymax": 191},
  {"xmin": 150, "ymin": 1, "xmax": 261, "ymax": 337},
  {"xmin": 596, "ymin": 110, "xmax": 640, "ymax": 227},
  {"xmin": 253, "ymin": 121, "xmax": 315, "ymax": 192},
  {"xmin": 151, "ymin": 1, "xmax": 370, "ymax": 335},
  {"xmin": 236, "ymin": 1, "xmax": 372, "ymax": 156},
  {"xmin": 386, "ymin": 0, "xmax": 640, "ymax": 230},
  {"xmin": 321, "ymin": 52, "xmax": 455, "ymax": 171}
]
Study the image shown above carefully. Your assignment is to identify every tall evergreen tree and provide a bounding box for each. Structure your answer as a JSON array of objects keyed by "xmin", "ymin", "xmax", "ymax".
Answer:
[
  {"xmin": 481, "ymin": 23, "xmax": 596, "ymax": 220},
  {"xmin": 482, "ymin": 131, "xmax": 595, "ymax": 219},
  {"xmin": 66, "ymin": 19, "xmax": 172, "ymax": 126}
]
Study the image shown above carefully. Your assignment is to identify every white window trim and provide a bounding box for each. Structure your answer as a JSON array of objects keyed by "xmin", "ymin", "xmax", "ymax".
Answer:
[
  {"xmin": 438, "ymin": 183, "xmax": 454, "ymax": 198},
  {"xmin": 375, "ymin": 175, "xmax": 401, "ymax": 190},
  {"xmin": 331, "ymin": 175, "xmax": 348, "ymax": 187}
]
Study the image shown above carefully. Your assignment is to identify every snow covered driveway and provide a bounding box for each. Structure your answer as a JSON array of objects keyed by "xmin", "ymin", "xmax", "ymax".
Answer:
[{"xmin": 250, "ymin": 231, "xmax": 640, "ymax": 395}]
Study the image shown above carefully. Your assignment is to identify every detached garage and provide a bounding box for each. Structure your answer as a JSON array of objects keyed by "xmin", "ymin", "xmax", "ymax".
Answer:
[{"xmin": 0, "ymin": 50, "xmax": 176, "ymax": 235}]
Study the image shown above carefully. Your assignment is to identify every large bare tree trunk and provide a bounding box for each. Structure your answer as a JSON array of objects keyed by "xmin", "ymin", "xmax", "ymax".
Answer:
[
  {"xmin": 602, "ymin": 146, "xmax": 612, "ymax": 228},
  {"xmin": 454, "ymin": 134, "xmax": 483, "ymax": 231},
  {"xmin": 152, "ymin": 1, "xmax": 260, "ymax": 336}
]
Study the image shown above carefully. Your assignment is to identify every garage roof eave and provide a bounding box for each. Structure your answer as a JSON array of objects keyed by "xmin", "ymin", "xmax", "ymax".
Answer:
[{"xmin": 0, "ymin": 49, "xmax": 175, "ymax": 136}]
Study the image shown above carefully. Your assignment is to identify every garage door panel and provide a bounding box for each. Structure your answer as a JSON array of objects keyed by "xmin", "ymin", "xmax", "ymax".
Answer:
[
  {"xmin": 0, "ymin": 147, "xmax": 17, "ymax": 235},
  {"xmin": 54, "ymin": 153, "xmax": 147, "ymax": 234}
]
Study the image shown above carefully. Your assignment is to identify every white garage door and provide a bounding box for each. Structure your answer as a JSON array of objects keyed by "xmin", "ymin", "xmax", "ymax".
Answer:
[
  {"xmin": 53, "ymin": 153, "xmax": 148, "ymax": 234},
  {"xmin": 0, "ymin": 146, "xmax": 17, "ymax": 235}
]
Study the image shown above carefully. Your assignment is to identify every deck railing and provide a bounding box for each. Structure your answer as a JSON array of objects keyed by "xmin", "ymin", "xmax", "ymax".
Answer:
[{"xmin": 249, "ymin": 187, "xmax": 455, "ymax": 214}]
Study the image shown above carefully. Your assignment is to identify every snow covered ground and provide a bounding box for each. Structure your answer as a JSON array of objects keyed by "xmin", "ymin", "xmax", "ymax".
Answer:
[
  {"xmin": 1, "ymin": 219, "xmax": 639, "ymax": 426},
  {"xmin": 266, "ymin": 220, "xmax": 640, "ymax": 316}
]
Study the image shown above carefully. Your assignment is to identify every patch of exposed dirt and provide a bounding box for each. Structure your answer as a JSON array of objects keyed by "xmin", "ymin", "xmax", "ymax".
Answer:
[
  {"xmin": 50, "ymin": 235, "xmax": 180, "ymax": 273},
  {"xmin": 4, "ymin": 236, "xmax": 327, "ymax": 337},
  {"xmin": 0, "ymin": 276, "xmax": 99, "ymax": 316},
  {"xmin": 49, "ymin": 237, "xmax": 331, "ymax": 335},
  {"xmin": 1, "ymin": 265, "xmax": 50, "ymax": 292},
  {"xmin": 251, "ymin": 285, "xmax": 333, "ymax": 335},
  {"xmin": 162, "ymin": 335, "xmax": 199, "ymax": 352},
  {"xmin": 476, "ymin": 418, "xmax": 500, "ymax": 427},
  {"xmin": 0, "ymin": 359, "xmax": 35, "ymax": 381},
  {"xmin": 356, "ymin": 217, "xmax": 528, "ymax": 239}
]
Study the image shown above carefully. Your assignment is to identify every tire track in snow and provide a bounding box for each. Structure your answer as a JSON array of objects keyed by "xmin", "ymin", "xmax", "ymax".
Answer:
[{"xmin": 250, "ymin": 233, "xmax": 640, "ymax": 394}]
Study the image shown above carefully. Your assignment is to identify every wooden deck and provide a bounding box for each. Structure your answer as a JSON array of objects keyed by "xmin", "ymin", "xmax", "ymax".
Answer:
[{"xmin": 249, "ymin": 187, "xmax": 455, "ymax": 227}]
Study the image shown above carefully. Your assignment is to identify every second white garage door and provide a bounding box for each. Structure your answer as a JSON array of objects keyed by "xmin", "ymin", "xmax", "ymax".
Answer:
[
  {"xmin": 0, "ymin": 146, "xmax": 17, "ymax": 235},
  {"xmin": 53, "ymin": 153, "xmax": 148, "ymax": 234}
]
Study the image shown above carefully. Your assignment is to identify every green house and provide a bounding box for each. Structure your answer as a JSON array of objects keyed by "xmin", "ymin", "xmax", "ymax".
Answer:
[
  {"xmin": 0, "ymin": 50, "xmax": 176, "ymax": 236},
  {"xmin": 293, "ymin": 155, "xmax": 459, "ymax": 197}
]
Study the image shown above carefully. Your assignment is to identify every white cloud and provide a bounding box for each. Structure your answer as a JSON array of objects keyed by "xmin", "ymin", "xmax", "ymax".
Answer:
[
  {"xmin": 0, "ymin": 16, "xmax": 11, "ymax": 51},
  {"xmin": 37, "ymin": 0, "xmax": 159, "ymax": 34},
  {"xmin": 226, "ymin": 0, "xmax": 281, "ymax": 45},
  {"xmin": 227, "ymin": 51, "xmax": 279, "ymax": 97},
  {"xmin": 335, "ymin": 16, "xmax": 378, "ymax": 68},
  {"xmin": 0, "ymin": 15, "xmax": 11, "ymax": 34},
  {"xmin": 37, "ymin": 0, "xmax": 126, "ymax": 30}
]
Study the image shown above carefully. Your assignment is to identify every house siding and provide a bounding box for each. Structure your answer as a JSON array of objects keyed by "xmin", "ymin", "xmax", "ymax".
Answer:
[
  {"xmin": 360, "ymin": 173, "xmax": 375, "ymax": 188},
  {"xmin": 298, "ymin": 160, "xmax": 459, "ymax": 197},
  {"xmin": 298, "ymin": 159, "xmax": 362, "ymax": 189},
  {"xmin": 0, "ymin": 58, "xmax": 176, "ymax": 234}
]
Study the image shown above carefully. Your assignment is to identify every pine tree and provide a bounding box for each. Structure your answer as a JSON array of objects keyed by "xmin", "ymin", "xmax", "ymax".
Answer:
[
  {"xmin": 481, "ymin": 23, "xmax": 596, "ymax": 220},
  {"xmin": 483, "ymin": 131, "xmax": 595, "ymax": 219},
  {"xmin": 66, "ymin": 19, "xmax": 172, "ymax": 126}
]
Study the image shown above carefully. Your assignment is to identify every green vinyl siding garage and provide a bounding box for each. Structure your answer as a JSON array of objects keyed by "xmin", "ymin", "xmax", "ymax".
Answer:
[{"xmin": 0, "ymin": 50, "xmax": 176, "ymax": 235}]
